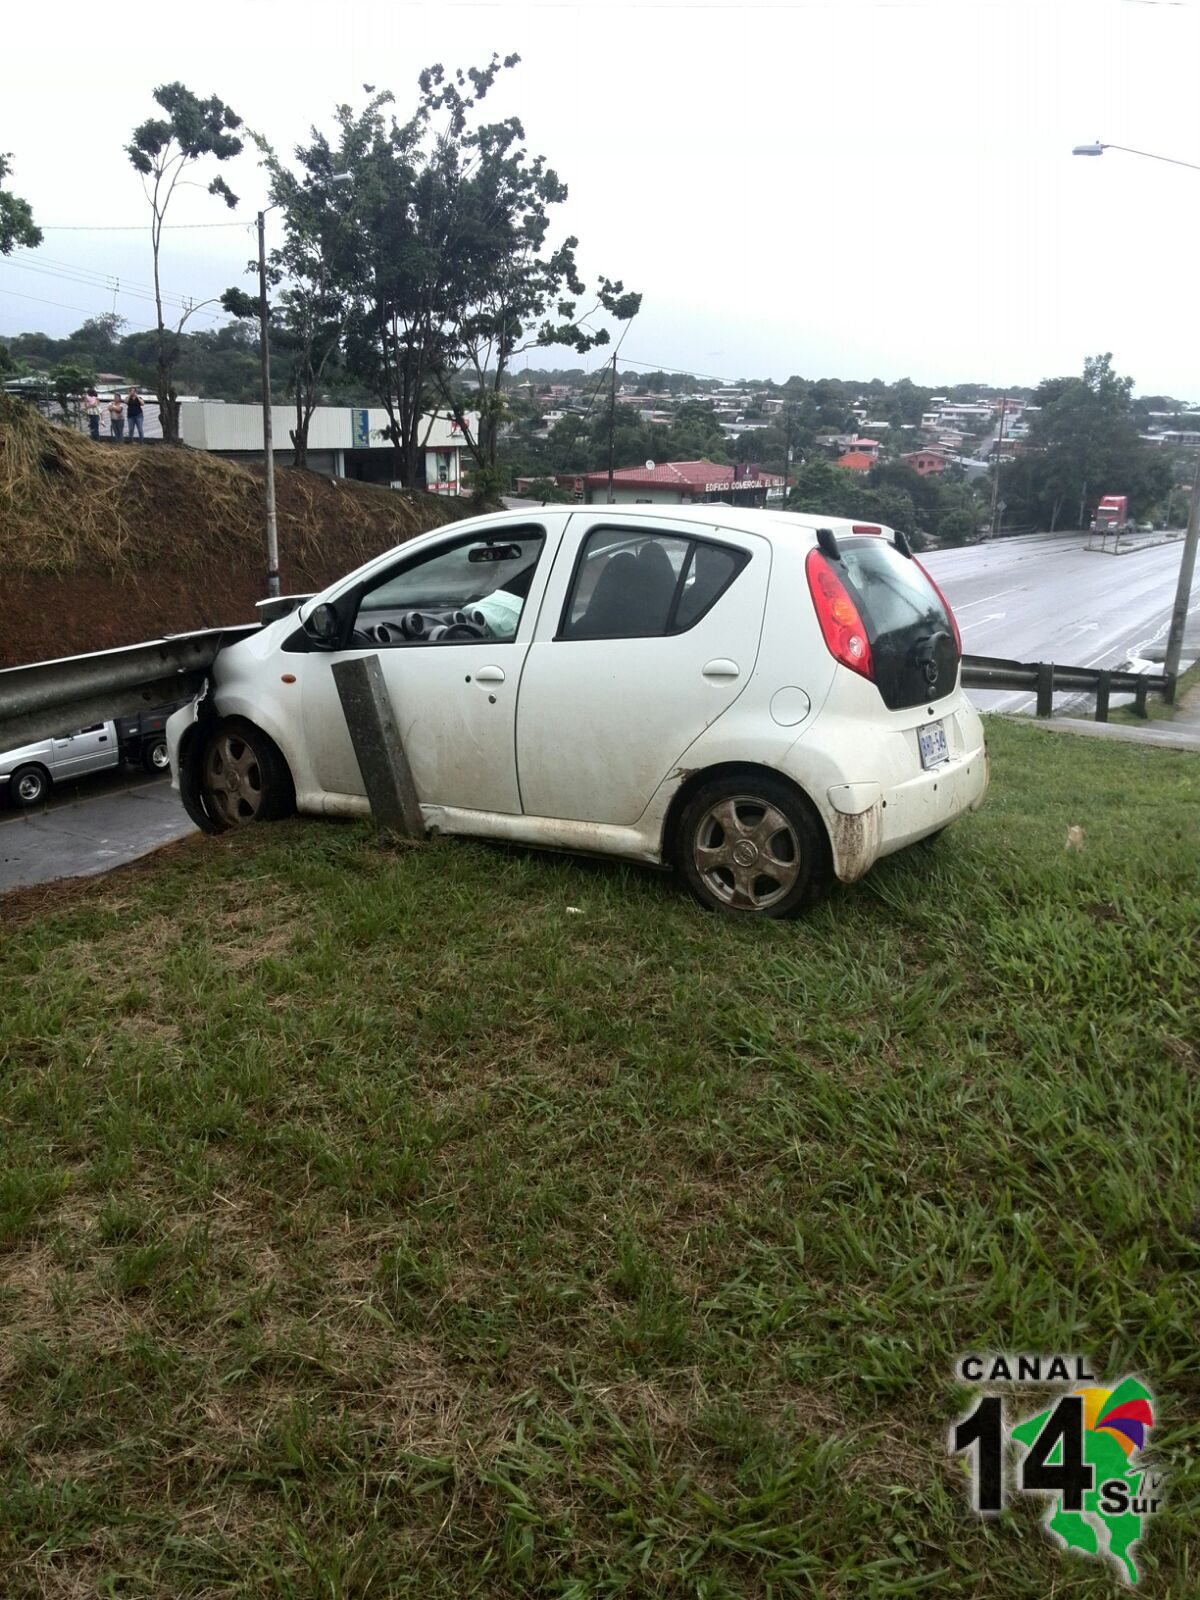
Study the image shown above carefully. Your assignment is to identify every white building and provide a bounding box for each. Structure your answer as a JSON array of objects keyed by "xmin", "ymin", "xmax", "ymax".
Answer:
[{"xmin": 178, "ymin": 402, "xmax": 475, "ymax": 494}]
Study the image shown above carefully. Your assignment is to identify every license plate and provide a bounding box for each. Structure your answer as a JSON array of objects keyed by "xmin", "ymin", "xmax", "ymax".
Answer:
[{"xmin": 918, "ymin": 719, "xmax": 948, "ymax": 769}]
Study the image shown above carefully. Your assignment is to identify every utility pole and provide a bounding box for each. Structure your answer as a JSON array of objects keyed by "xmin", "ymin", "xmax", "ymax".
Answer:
[
  {"xmin": 988, "ymin": 394, "xmax": 1007, "ymax": 540},
  {"xmin": 258, "ymin": 209, "xmax": 280, "ymax": 599},
  {"xmin": 1163, "ymin": 452, "xmax": 1200, "ymax": 699},
  {"xmin": 783, "ymin": 404, "xmax": 794, "ymax": 507},
  {"xmin": 606, "ymin": 354, "xmax": 617, "ymax": 505}
]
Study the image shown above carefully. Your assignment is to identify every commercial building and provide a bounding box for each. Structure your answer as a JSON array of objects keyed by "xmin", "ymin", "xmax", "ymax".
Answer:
[
  {"xmin": 580, "ymin": 460, "xmax": 784, "ymax": 507},
  {"xmin": 177, "ymin": 402, "xmax": 474, "ymax": 493}
]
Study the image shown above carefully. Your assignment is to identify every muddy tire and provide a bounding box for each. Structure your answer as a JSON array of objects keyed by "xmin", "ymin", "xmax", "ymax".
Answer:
[
  {"xmin": 199, "ymin": 718, "xmax": 295, "ymax": 830},
  {"xmin": 677, "ymin": 773, "xmax": 831, "ymax": 918},
  {"xmin": 9, "ymin": 764, "xmax": 51, "ymax": 808}
]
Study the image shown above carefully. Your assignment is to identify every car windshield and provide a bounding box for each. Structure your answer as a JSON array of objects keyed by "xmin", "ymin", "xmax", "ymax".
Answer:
[{"xmin": 360, "ymin": 538, "xmax": 542, "ymax": 613}]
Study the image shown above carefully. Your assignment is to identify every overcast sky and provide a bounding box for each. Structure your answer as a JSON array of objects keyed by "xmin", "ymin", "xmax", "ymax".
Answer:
[{"xmin": 3, "ymin": 0, "xmax": 1198, "ymax": 398}]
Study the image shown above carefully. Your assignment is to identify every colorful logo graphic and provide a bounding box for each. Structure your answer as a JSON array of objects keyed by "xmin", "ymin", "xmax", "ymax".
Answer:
[{"xmin": 952, "ymin": 1359, "xmax": 1163, "ymax": 1586}]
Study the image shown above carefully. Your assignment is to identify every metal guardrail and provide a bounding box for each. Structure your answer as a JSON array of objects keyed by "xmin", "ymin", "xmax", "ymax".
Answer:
[
  {"xmin": 0, "ymin": 632, "xmax": 1172, "ymax": 752},
  {"xmin": 961, "ymin": 654, "xmax": 1170, "ymax": 721},
  {"xmin": 0, "ymin": 626, "xmax": 257, "ymax": 749}
]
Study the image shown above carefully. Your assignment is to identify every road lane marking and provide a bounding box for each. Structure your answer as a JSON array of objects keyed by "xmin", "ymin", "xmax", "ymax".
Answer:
[{"xmin": 949, "ymin": 586, "xmax": 1024, "ymax": 611}]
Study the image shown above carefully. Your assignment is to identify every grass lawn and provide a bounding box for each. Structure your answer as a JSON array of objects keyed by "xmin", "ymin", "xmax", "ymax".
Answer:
[{"xmin": 1, "ymin": 717, "xmax": 1197, "ymax": 1598}]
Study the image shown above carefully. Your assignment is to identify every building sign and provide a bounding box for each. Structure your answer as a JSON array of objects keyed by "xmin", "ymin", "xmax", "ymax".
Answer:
[
  {"xmin": 703, "ymin": 478, "xmax": 775, "ymax": 494},
  {"xmin": 351, "ymin": 408, "xmax": 371, "ymax": 449}
]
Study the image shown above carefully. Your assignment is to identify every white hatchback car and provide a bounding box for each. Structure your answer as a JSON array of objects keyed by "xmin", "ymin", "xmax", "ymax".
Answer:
[{"xmin": 168, "ymin": 505, "xmax": 987, "ymax": 917}]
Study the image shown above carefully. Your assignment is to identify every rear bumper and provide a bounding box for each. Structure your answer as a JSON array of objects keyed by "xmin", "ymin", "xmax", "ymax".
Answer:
[
  {"xmin": 779, "ymin": 693, "xmax": 988, "ymax": 883},
  {"xmin": 823, "ymin": 744, "xmax": 987, "ymax": 882}
]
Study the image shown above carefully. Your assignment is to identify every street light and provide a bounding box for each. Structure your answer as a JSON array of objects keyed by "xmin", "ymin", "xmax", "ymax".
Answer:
[
  {"xmin": 1072, "ymin": 141, "xmax": 1200, "ymax": 173},
  {"xmin": 1071, "ymin": 139, "xmax": 1200, "ymax": 697},
  {"xmin": 258, "ymin": 172, "xmax": 352, "ymax": 598}
]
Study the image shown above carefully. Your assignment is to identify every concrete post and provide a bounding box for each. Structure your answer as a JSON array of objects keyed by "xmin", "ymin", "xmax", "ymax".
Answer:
[{"xmin": 331, "ymin": 656, "xmax": 426, "ymax": 838}]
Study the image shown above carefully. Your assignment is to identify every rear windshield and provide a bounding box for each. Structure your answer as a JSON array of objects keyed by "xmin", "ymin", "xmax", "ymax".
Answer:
[{"xmin": 838, "ymin": 536, "xmax": 959, "ymax": 709}]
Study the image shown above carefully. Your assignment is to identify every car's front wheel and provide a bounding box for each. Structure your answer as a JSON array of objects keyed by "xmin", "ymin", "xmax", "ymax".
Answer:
[
  {"xmin": 677, "ymin": 773, "xmax": 831, "ymax": 917},
  {"xmin": 200, "ymin": 718, "xmax": 295, "ymax": 830}
]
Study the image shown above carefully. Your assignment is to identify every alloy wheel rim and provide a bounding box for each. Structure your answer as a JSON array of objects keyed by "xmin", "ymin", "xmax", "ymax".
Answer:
[
  {"xmin": 150, "ymin": 743, "xmax": 170, "ymax": 770},
  {"xmin": 17, "ymin": 774, "xmax": 43, "ymax": 803},
  {"xmin": 693, "ymin": 795, "xmax": 801, "ymax": 910},
  {"xmin": 203, "ymin": 734, "xmax": 264, "ymax": 825}
]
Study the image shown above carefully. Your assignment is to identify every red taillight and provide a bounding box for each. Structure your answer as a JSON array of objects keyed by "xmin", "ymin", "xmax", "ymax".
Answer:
[
  {"xmin": 805, "ymin": 549, "xmax": 873, "ymax": 679},
  {"xmin": 851, "ymin": 523, "xmax": 882, "ymax": 534},
  {"xmin": 914, "ymin": 558, "xmax": 962, "ymax": 655}
]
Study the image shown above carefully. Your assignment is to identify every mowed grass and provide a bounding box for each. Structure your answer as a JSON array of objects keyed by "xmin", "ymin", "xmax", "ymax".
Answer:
[{"xmin": 0, "ymin": 717, "xmax": 1197, "ymax": 1599}]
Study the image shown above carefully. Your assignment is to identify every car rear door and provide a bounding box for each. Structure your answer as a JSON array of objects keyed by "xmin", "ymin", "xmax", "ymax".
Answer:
[{"xmin": 515, "ymin": 515, "xmax": 769, "ymax": 825}]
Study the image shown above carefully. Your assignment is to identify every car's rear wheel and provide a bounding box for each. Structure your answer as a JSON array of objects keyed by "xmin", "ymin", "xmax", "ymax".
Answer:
[
  {"xmin": 677, "ymin": 773, "xmax": 831, "ymax": 917},
  {"xmin": 200, "ymin": 718, "xmax": 295, "ymax": 829},
  {"xmin": 142, "ymin": 737, "xmax": 170, "ymax": 774},
  {"xmin": 10, "ymin": 764, "xmax": 50, "ymax": 808}
]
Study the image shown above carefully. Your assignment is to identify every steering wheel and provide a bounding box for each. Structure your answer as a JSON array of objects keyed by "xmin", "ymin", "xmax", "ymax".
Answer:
[{"xmin": 432, "ymin": 620, "xmax": 488, "ymax": 641}]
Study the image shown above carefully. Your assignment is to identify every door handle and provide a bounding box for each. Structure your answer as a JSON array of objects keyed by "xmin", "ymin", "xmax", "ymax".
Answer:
[
  {"xmin": 702, "ymin": 658, "xmax": 740, "ymax": 680},
  {"xmin": 475, "ymin": 665, "xmax": 506, "ymax": 683}
]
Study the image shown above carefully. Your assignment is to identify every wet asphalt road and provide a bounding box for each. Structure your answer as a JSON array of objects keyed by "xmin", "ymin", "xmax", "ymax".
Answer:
[
  {"xmin": 0, "ymin": 770, "xmax": 196, "ymax": 893},
  {"xmin": 923, "ymin": 530, "xmax": 1196, "ymax": 713}
]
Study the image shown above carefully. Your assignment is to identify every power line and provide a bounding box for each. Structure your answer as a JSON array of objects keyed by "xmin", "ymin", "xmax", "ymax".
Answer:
[
  {"xmin": 0, "ymin": 285, "xmax": 159, "ymax": 334},
  {"xmin": 37, "ymin": 221, "xmax": 252, "ymax": 232},
  {"xmin": 2, "ymin": 257, "xmax": 225, "ymax": 322}
]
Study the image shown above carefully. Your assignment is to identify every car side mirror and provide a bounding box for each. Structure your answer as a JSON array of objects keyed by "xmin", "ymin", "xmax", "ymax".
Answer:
[{"xmin": 304, "ymin": 602, "xmax": 341, "ymax": 647}]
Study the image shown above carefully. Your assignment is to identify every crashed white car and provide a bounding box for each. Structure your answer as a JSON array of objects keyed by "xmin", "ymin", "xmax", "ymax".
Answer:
[{"xmin": 168, "ymin": 505, "xmax": 987, "ymax": 917}]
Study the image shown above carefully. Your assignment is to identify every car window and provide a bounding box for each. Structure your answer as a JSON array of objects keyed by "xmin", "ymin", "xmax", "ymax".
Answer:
[
  {"xmin": 562, "ymin": 529, "xmax": 746, "ymax": 639},
  {"xmin": 837, "ymin": 535, "xmax": 958, "ymax": 710},
  {"xmin": 352, "ymin": 530, "xmax": 545, "ymax": 645}
]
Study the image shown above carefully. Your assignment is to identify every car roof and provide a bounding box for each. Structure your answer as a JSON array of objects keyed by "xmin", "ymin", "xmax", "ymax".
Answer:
[{"xmin": 466, "ymin": 504, "xmax": 894, "ymax": 541}]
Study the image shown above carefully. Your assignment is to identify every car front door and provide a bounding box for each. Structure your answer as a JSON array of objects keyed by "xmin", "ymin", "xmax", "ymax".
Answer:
[
  {"xmin": 515, "ymin": 516, "xmax": 770, "ymax": 825},
  {"xmin": 51, "ymin": 724, "xmax": 115, "ymax": 779},
  {"xmin": 296, "ymin": 521, "xmax": 559, "ymax": 814}
]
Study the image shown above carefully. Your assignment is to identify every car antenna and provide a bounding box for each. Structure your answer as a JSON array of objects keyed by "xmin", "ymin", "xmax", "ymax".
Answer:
[{"xmin": 816, "ymin": 526, "xmax": 841, "ymax": 561}]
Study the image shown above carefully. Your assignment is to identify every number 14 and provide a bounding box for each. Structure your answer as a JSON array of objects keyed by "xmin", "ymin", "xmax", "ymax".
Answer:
[{"xmin": 954, "ymin": 1395, "xmax": 1094, "ymax": 1512}]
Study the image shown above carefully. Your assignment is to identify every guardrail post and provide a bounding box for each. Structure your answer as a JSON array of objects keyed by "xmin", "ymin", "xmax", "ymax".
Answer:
[
  {"xmin": 1133, "ymin": 677, "xmax": 1149, "ymax": 718},
  {"xmin": 331, "ymin": 655, "xmax": 426, "ymax": 839},
  {"xmin": 1094, "ymin": 671, "xmax": 1111, "ymax": 722},
  {"xmin": 1035, "ymin": 662, "xmax": 1054, "ymax": 718}
]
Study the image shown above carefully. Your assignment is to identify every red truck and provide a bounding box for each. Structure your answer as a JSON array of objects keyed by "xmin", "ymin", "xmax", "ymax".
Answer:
[{"xmin": 1093, "ymin": 495, "xmax": 1132, "ymax": 532}]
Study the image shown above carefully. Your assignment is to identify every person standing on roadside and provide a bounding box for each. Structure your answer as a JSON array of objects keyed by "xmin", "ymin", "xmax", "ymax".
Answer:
[
  {"xmin": 108, "ymin": 391, "xmax": 125, "ymax": 441},
  {"xmin": 83, "ymin": 387, "xmax": 101, "ymax": 440},
  {"xmin": 125, "ymin": 387, "xmax": 144, "ymax": 442}
]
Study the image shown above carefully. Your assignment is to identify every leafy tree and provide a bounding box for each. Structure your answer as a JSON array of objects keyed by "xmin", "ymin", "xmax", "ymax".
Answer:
[
  {"xmin": 49, "ymin": 361, "xmax": 94, "ymax": 424},
  {"xmin": 223, "ymin": 126, "xmax": 361, "ymax": 467},
  {"xmin": 0, "ymin": 153, "xmax": 42, "ymax": 255},
  {"xmin": 127, "ymin": 84, "xmax": 243, "ymax": 441},
  {"xmin": 1015, "ymin": 353, "xmax": 1169, "ymax": 528},
  {"xmin": 331, "ymin": 87, "xmax": 454, "ymax": 487},
  {"xmin": 61, "ymin": 314, "xmax": 127, "ymax": 365},
  {"xmin": 418, "ymin": 58, "xmax": 639, "ymax": 499}
]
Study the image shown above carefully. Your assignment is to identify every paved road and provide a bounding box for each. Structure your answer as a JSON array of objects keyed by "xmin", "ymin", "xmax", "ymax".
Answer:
[
  {"xmin": 0, "ymin": 773, "xmax": 196, "ymax": 893},
  {"xmin": 923, "ymin": 531, "xmax": 1197, "ymax": 713}
]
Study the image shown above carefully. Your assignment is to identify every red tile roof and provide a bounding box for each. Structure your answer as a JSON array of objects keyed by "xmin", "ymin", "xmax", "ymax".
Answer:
[{"xmin": 836, "ymin": 451, "xmax": 875, "ymax": 472}]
